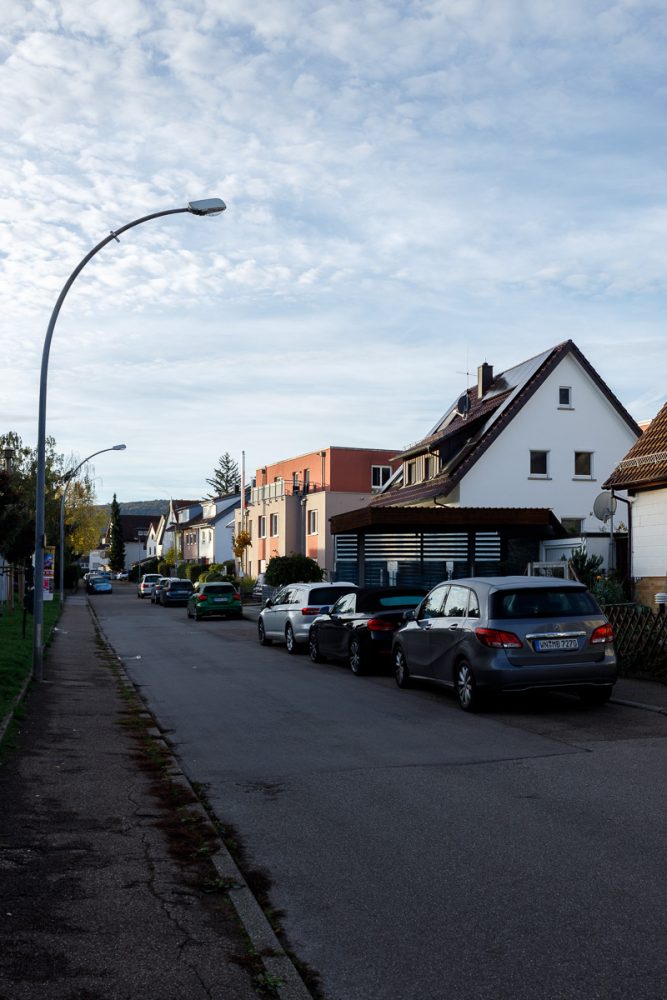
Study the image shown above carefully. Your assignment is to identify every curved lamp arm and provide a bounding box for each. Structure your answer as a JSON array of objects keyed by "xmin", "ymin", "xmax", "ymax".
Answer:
[{"xmin": 34, "ymin": 199, "xmax": 225, "ymax": 679}]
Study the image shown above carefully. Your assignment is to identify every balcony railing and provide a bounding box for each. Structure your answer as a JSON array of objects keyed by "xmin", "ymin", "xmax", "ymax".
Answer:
[{"xmin": 250, "ymin": 481, "xmax": 327, "ymax": 504}]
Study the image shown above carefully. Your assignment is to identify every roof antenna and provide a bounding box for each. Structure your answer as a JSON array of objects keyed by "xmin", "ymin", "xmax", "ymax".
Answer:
[{"xmin": 456, "ymin": 353, "xmax": 472, "ymax": 420}]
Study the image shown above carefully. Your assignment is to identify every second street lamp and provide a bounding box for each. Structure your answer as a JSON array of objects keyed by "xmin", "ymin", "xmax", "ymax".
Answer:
[
  {"xmin": 59, "ymin": 444, "xmax": 127, "ymax": 606},
  {"xmin": 33, "ymin": 198, "xmax": 226, "ymax": 680}
]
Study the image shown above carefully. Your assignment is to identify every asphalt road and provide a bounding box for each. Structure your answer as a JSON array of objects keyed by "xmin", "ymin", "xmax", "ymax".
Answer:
[{"xmin": 94, "ymin": 585, "xmax": 667, "ymax": 1000}]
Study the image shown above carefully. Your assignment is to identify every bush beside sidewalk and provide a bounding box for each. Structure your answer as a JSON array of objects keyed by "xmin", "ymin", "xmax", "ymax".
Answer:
[{"xmin": 0, "ymin": 599, "xmax": 60, "ymax": 733}]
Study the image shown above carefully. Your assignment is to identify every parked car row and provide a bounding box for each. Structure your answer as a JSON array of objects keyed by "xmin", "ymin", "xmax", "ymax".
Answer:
[
  {"xmin": 86, "ymin": 573, "xmax": 113, "ymax": 595},
  {"xmin": 137, "ymin": 574, "xmax": 242, "ymax": 620},
  {"xmin": 257, "ymin": 577, "xmax": 618, "ymax": 713}
]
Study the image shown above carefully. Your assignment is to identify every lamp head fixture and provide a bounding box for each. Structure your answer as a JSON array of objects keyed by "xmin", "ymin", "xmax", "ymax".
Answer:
[
  {"xmin": 113, "ymin": 444, "xmax": 127, "ymax": 450},
  {"xmin": 187, "ymin": 198, "xmax": 227, "ymax": 217}
]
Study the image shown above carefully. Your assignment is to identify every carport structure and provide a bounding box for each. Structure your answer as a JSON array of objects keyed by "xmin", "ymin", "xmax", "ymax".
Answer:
[{"xmin": 330, "ymin": 505, "xmax": 565, "ymax": 587}]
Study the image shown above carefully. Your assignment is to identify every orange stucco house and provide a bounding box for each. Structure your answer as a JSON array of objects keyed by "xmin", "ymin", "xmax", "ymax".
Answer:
[{"xmin": 235, "ymin": 446, "xmax": 400, "ymax": 579}]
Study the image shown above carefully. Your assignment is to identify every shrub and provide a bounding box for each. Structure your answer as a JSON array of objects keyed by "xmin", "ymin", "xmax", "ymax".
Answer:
[
  {"xmin": 569, "ymin": 547, "xmax": 604, "ymax": 589},
  {"xmin": 265, "ymin": 554, "xmax": 323, "ymax": 587},
  {"xmin": 592, "ymin": 574, "xmax": 628, "ymax": 605},
  {"xmin": 186, "ymin": 563, "xmax": 207, "ymax": 582},
  {"xmin": 158, "ymin": 560, "xmax": 174, "ymax": 577}
]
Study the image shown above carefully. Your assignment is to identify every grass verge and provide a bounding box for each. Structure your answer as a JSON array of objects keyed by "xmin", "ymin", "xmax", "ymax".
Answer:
[{"xmin": 0, "ymin": 599, "xmax": 61, "ymax": 720}]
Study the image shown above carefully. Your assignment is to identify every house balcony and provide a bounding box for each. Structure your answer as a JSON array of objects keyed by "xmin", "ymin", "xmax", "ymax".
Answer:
[{"xmin": 250, "ymin": 481, "xmax": 328, "ymax": 504}]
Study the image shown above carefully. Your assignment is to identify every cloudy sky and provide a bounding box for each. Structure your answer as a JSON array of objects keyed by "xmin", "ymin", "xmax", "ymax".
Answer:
[{"xmin": 2, "ymin": 1, "xmax": 666, "ymax": 504}]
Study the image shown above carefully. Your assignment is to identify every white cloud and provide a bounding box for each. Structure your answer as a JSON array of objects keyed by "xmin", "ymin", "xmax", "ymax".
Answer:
[{"xmin": 1, "ymin": 0, "xmax": 666, "ymax": 503}]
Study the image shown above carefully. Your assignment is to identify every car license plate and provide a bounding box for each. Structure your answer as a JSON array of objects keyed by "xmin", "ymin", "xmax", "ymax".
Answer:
[
  {"xmin": 534, "ymin": 638, "xmax": 579, "ymax": 651},
  {"xmin": 213, "ymin": 597, "xmax": 227, "ymax": 603}
]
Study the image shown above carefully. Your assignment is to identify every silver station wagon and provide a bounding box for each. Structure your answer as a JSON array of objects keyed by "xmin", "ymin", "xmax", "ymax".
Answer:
[{"xmin": 392, "ymin": 576, "xmax": 617, "ymax": 712}]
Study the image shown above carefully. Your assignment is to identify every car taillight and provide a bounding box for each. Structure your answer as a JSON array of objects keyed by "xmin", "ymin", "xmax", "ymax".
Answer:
[
  {"xmin": 367, "ymin": 618, "xmax": 396, "ymax": 632},
  {"xmin": 475, "ymin": 627, "xmax": 523, "ymax": 649},
  {"xmin": 197, "ymin": 594, "xmax": 207, "ymax": 602},
  {"xmin": 233, "ymin": 592, "xmax": 241, "ymax": 600},
  {"xmin": 301, "ymin": 607, "xmax": 320, "ymax": 615},
  {"xmin": 590, "ymin": 623, "xmax": 614, "ymax": 644}
]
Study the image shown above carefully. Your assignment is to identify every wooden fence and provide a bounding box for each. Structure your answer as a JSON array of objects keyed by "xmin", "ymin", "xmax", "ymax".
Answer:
[{"xmin": 604, "ymin": 604, "xmax": 667, "ymax": 680}]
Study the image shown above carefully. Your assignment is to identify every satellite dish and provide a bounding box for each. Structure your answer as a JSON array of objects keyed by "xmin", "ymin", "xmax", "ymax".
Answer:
[
  {"xmin": 593, "ymin": 491, "xmax": 617, "ymax": 523},
  {"xmin": 456, "ymin": 393, "xmax": 470, "ymax": 418}
]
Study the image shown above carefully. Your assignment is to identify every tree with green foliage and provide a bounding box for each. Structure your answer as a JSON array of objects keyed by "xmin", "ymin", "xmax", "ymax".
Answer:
[
  {"xmin": 265, "ymin": 553, "xmax": 323, "ymax": 587},
  {"xmin": 205, "ymin": 452, "xmax": 240, "ymax": 498},
  {"xmin": 107, "ymin": 494, "xmax": 126, "ymax": 573}
]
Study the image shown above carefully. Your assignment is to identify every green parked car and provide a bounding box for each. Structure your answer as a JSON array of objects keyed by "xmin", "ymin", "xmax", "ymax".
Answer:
[{"xmin": 187, "ymin": 581, "xmax": 243, "ymax": 621}]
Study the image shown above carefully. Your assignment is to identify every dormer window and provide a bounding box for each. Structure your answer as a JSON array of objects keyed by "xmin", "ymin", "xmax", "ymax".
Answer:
[{"xmin": 406, "ymin": 462, "xmax": 416, "ymax": 485}]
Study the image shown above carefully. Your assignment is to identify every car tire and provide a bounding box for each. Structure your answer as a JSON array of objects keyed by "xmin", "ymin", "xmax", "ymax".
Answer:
[
  {"xmin": 285, "ymin": 623, "xmax": 299, "ymax": 654},
  {"xmin": 580, "ymin": 685, "xmax": 613, "ymax": 706},
  {"xmin": 456, "ymin": 659, "xmax": 480, "ymax": 712},
  {"xmin": 258, "ymin": 620, "xmax": 272, "ymax": 646},
  {"xmin": 349, "ymin": 637, "xmax": 365, "ymax": 675},
  {"xmin": 394, "ymin": 646, "xmax": 411, "ymax": 688},
  {"xmin": 309, "ymin": 630, "xmax": 325, "ymax": 663},
  {"xmin": 139, "ymin": 593, "xmax": 144, "ymax": 599}
]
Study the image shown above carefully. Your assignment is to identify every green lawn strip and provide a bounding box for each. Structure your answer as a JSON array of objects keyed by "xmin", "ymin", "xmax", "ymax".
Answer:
[{"xmin": 0, "ymin": 599, "xmax": 61, "ymax": 720}]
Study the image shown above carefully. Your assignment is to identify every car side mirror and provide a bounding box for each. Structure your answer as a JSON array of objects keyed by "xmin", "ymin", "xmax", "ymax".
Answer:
[
  {"xmin": 264, "ymin": 598, "xmax": 273, "ymax": 608},
  {"xmin": 402, "ymin": 609, "xmax": 416, "ymax": 622}
]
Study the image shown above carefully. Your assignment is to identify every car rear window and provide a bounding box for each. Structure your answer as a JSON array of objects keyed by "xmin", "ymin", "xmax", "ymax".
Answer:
[
  {"xmin": 308, "ymin": 586, "xmax": 356, "ymax": 605},
  {"xmin": 204, "ymin": 584, "xmax": 234, "ymax": 594},
  {"xmin": 170, "ymin": 581, "xmax": 194, "ymax": 590},
  {"xmin": 490, "ymin": 587, "xmax": 600, "ymax": 619}
]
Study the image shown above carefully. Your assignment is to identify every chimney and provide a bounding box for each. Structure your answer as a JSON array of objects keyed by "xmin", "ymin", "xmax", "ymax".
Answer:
[{"xmin": 477, "ymin": 362, "xmax": 493, "ymax": 399}]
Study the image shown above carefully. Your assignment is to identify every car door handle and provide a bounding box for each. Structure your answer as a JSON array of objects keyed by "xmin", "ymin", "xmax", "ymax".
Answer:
[{"xmin": 448, "ymin": 624, "xmax": 459, "ymax": 630}]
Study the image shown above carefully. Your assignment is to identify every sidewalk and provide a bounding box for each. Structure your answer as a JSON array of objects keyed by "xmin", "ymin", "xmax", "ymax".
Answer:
[{"xmin": 0, "ymin": 598, "xmax": 311, "ymax": 1000}]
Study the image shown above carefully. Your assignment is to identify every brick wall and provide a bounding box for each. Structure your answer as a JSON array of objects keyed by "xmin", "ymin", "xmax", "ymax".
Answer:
[{"xmin": 632, "ymin": 576, "xmax": 667, "ymax": 609}]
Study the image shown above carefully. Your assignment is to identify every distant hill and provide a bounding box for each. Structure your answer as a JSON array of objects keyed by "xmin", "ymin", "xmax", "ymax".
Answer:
[{"xmin": 94, "ymin": 499, "xmax": 170, "ymax": 518}]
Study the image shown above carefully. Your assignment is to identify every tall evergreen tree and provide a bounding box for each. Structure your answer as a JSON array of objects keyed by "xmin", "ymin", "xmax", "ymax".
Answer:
[
  {"xmin": 108, "ymin": 494, "xmax": 125, "ymax": 572},
  {"xmin": 205, "ymin": 452, "xmax": 240, "ymax": 498}
]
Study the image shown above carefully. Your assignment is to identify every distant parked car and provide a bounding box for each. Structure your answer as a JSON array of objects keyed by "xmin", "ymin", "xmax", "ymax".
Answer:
[
  {"xmin": 258, "ymin": 581, "xmax": 358, "ymax": 653},
  {"xmin": 187, "ymin": 581, "xmax": 243, "ymax": 621},
  {"xmin": 150, "ymin": 577, "xmax": 171, "ymax": 604},
  {"xmin": 114, "ymin": 571, "xmax": 128, "ymax": 580},
  {"xmin": 308, "ymin": 586, "xmax": 427, "ymax": 674},
  {"xmin": 138, "ymin": 573, "xmax": 161, "ymax": 599},
  {"xmin": 392, "ymin": 576, "xmax": 617, "ymax": 712},
  {"xmin": 86, "ymin": 575, "xmax": 113, "ymax": 595},
  {"xmin": 159, "ymin": 578, "xmax": 194, "ymax": 607}
]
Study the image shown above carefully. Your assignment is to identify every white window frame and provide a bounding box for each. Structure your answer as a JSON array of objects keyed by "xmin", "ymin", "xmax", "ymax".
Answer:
[
  {"xmin": 529, "ymin": 450, "xmax": 549, "ymax": 478},
  {"xmin": 307, "ymin": 509, "xmax": 318, "ymax": 535},
  {"xmin": 258, "ymin": 515, "xmax": 267, "ymax": 538},
  {"xmin": 269, "ymin": 513, "xmax": 278, "ymax": 537},
  {"xmin": 573, "ymin": 451, "xmax": 594, "ymax": 479},
  {"xmin": 371, "ymin": 465, "xmax": 391, "ymax": 489},
  {"xmin": 558, "ymin": 386, "xmax": 573, "ymax": 408}
]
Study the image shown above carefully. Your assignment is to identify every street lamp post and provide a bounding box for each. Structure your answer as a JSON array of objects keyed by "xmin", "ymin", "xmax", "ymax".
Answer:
[
  {"xmin": 33, "ymin": 198, "xmax": 226, "ymax": 680},
  {"xmin": 59, "ymin": 444, "xmax": 127, "ymax": 606}
]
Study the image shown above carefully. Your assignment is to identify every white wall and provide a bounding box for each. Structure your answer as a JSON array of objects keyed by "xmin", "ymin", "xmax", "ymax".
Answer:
[
  {"xmin": 460, "ymin": 354, "xmax": 638, "ymax": 533},
  {"xmin": 631, "ymin": 489, "xmax": 667, "ymax": 577}
]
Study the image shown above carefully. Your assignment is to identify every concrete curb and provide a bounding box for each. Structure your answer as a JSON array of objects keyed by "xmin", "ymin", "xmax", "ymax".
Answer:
[
  {"xmin": 90, "ymin": 600, "xmax": 314, "ymax": 1000},
  {"xmin": 610, "ymin": 697, "xmax": 667, "ymax": 716},
  {"xmin": 0, "ymin": 672, "xmax": 32, "ymax": 746}
]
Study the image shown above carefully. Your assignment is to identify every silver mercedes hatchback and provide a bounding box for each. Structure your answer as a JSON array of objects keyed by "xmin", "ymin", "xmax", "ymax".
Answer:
[
  {"xmin": 258, "ymin": 581, "xmax": 358, "ymax": 653},
  {"xmin": 392, "ymin": 576, "xmax": 617, "ymax": 711}
]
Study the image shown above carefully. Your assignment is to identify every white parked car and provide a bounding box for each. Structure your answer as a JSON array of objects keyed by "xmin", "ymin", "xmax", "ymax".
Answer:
[
  {"xmin": 258, "ymin": 581, "xmax": 358, "ymax": 653},
  {"xmin": 137, "ymin": 573, "xmax": 161, "ymax": 598}
]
